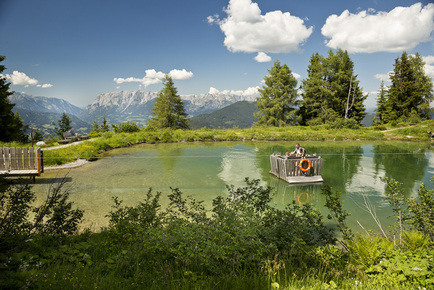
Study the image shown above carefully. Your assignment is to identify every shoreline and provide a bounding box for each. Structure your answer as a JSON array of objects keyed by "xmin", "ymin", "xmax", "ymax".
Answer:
[{"xmin": 44, "ymin": 158, "xmax": 91, "ymax": 171}]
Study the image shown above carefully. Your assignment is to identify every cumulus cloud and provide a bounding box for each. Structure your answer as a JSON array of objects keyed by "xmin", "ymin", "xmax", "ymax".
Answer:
[
  {"xmin": 254, "ymin": 52, "xmax": 272, "ymax": 62},
  {"xmin": 374, "ymin": 72, "xmax": 392, "ymax": 82},
  {"xmin": 37, "ymin": 83, "xmax": 53, "ymax": 88},
  {"xmin": 424, "ymin": 55, "xmax": 434, "ymax": 79},
  {"xmin": 1, "ymin": 70, "xmax": 52, "ymax": 88},
  {"xmin": 208, "ymin": 86, "xmax": 260, "ymax": 96},
  {"xmin": 213, "ymin": 0, "xmax": 313, "ymax": 54},
  {"xmin": 292, "ymin": 72, "xmax": 301, "ymax": 80},
  {"xmin": 114, "ymin": 68, "xmax": 193, "ymax": 87},
  {"xmin": 168, "ymin": 69, "xmax": 194, "ymax": 80},
  {"xmin": 208, "ymin": 87, "xmax": 220, "ymax": 94},
  {"xmin": 322, "ymin": 3, "xmax": 434, "ymax": 53}
]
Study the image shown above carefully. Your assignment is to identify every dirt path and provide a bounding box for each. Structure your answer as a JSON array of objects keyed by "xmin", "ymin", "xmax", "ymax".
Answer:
[
  {"xmin": 43, "ymin": 138, "xmax": 98, "ymax": 151},
  {"xmin": 43, "ymin": 139, "xmax": 98, "ymax": 170}
]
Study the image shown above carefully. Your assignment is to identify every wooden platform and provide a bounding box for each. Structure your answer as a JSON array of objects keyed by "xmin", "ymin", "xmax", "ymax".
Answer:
[
  {"xmin": 269, "ymin": 153, "xmax": 324, "ymax": 184},
  {"xmin": 0, "ymin": 147, "xmax": 43, "ymax": 180},
  {"xmin": 0, "ymin": 170, "xmax": 40, "ymax": 177}
]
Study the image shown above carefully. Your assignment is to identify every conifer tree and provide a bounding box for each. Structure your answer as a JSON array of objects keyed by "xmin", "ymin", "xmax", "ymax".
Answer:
[
  {"xmin": 254, "ymin": 60, "xmax": 299, "ymax": 126},
  {"xmin": 373, "ymin": 81, "xmax": 387, "ymax": 125},
  {"xmin": 101, "ymin": 115, "xmax": 109, "ymax": 132},
  {"xmin": 299, "ymin": 49, "xmax": 366, "ymax": 125},
  {"xmin": 297, "ymin": 53, "xmax": 326, "ymax": 125},
  {"xmin": 149, "ymin": 75, "xmax": 189, "ymax": 129},
  {"xmin": 53, "ymin": 112, "xmax": 72, "ymax": 137},
  {"xmin": 385, "ymin": 52, "xmax": 433, "ymax": 122},
  {"xmin": 91, "ymin": 120, "xmax": 100, "ymax": 133},
  {"xmin": 0, "ymin": 55, "xmax": 27, "ymax": 142}
]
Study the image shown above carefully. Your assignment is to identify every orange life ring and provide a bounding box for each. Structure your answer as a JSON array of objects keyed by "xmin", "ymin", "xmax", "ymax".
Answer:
[
  {"xmin": 297, "ymin": 192, "xmax": 309, "ymax": 205},
  {"xmin": 299, "ymin": 158, "xmax": 311, "ymax": 172}
]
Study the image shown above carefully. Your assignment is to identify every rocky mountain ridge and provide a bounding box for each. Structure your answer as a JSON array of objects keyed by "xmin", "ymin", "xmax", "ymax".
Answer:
[
  {"xmin": 9, "ymin": 91, "xmax": 260, "ymax": 135},
  {"xmin": 10, "ymin": 92, "xmax": 83, "ymax": 116}
]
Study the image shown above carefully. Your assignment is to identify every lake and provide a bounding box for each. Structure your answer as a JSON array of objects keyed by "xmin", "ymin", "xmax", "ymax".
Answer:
[{"xmin": 33, "ymin": 141, "xmax": 434, "ymax": 232}]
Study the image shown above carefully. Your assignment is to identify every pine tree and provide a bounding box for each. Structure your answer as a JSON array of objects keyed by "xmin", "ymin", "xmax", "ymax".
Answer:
[
  {"xmin": 101, "ymin": 115, "xmax": 109, "ymax": 132},
  {"xmin": 0, "ymin": 55, "xmax": 27, "ymax": 142},
  {"xmin": 409, "ymin": 52, "xmax": 433, "ymax": 119},
  {"xmin": 299, "ymin": 49, "xmax": 366, "ymax": 125},
  {"xmin": 149, "ymin": 75, "xmax": 189, "ymax": 129},
  {"xmin": 373, "ymin": 81, "xmax": 387, "ymax": 125},
  {"xmin": 385, "ymin": 51, "xmax": 433, "ymax": 122},
  {"xmin": 91, "ymin": 120, "xmax": 100, "ymax": 134},
  {"xmin": 254, "ymin": 60, "xmax": 299, "ymax": 126},
  {"xmin": 298, "ymin": 53, "xmax": 326, "ymax": 125},
  {"xmin": 53, "ymin": 112, "xmax": 72, "ymax": 137}
]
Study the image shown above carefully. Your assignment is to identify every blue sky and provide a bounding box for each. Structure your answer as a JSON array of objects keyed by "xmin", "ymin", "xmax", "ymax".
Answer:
[{"xmin": 1, "ymin": 0, "xmax": 433, "ymax": 108}]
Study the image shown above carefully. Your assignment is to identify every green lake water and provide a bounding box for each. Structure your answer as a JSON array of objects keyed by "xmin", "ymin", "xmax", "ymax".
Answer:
[{"xmin": 33, "ymin": 141, "xmax": 434, "ymax": 232}]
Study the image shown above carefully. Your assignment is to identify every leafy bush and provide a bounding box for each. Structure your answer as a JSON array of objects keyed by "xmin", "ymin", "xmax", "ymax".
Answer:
[
  {"xmin": 407, "ymin": 182, "xmax": 434, "ymax": 241},
  {"xmin": 111, "ymin": 121, "xmax": 140, "ymax": 133},
  {"xmin": 0, "ymin": 177, "xmax": 84, "ymax": 250},
  {"xmin": 105, "ymin": 178, "xmax": 336, "ymax": 276},
  {"xmin": 328, "ymin": 118, "xmax": 360, "ymax": 129}
]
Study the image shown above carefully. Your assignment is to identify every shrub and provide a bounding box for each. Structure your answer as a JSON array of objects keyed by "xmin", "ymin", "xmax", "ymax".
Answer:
[
  {"xmin": 111, "ymin": 122, "xmax": 140, "ymax": 133},
  {"xmin": 407, "ymin": 182, "xmax": 434, "ymax": 241},
  {"xmin": 0, "ymin": 176, "xmax": 83, "ymax": 250}
]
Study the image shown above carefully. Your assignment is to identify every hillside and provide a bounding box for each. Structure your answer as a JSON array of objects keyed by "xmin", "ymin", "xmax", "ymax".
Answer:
[
  {"xmin": 17, "ymin": 110, "xmax": 91, "ymax": 137},
  {"xmin": 189, "ymin": 101, "xmax": 258, "ymax": 129}
]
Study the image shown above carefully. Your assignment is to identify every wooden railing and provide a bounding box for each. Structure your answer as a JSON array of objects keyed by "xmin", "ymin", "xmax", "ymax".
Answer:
[
  {"xmin": 269, "ymin": 153, "xmax": 323, "ymax": 184},
  {"xmin": 0, "ymin": 147, "xmax": 44, "ymax": 179}
]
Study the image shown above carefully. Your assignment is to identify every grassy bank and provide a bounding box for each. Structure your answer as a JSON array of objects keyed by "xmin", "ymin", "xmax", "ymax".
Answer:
[{"xmin": 1, "ymin": 121, "xmax": 430, "ymax": 167}]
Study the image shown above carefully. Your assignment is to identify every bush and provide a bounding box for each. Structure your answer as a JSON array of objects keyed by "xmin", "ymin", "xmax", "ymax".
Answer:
[
  {"xmin": 0, "ymin": 176, "xmax": 83, "ymax": 251},
  {"xmin": 328, "ymin": 118, "xmax": 360, "ymax": 129},
  {"xmin": 105, "ymin": 178, "xmax": 336, "ymax": 276},
  {"xmin": 111, "ymin": 122, "xmax": 140, "ymax": 133}
]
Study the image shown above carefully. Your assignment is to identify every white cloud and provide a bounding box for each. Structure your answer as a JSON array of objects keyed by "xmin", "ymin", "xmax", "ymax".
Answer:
[
  {"xmin": 5, "ymin": 71, "xmax": 38, "ymax": 87},
  {"xmin": 214, "ymin": 0, "xmax": 313, "ymax": 53},
  {"xmin": 423, "ymin": 56, "xmax": 434, "ymax": 79},
  {"xmin": 322, "ymin": 3, "xmax": 434, "ymax": 53},
  {"xmin": 208, "ymin": 87, "xmax": 220, "ymax": 94},
  {"xmin": 254, "ymin": 52, "xmax": 272, "ymax": 62},
  {"xmin": 209, "ymin": 86, "xmax": 260, "ymax": 96},
  {"xmin": 169, "ymin": 69, "xmax": 194, "ymax": 80},
  {"xmin": 114, "ymin": 68, "xmax": 193, "ymax": 87},
  {"xmin": 374, "ymin": 72, "xmax": 392, "ymax": 82},
  {"xmin": 37, "ymin": 83, "xmax": 53, "ymax": 88},
  {"xmin": 2, "ymin": 70, "xmax": 52, "ymax": 88},
  {"xmin": 207, "ymin": 14, "xmax": 219, "ymax": 24},
  {"xmin": 292, "ymin": 72, "xmax": 301, "ymax": 80},
  {"xmin": 424, "ymin": 56, "xmax": 434, "ymax": 65}
]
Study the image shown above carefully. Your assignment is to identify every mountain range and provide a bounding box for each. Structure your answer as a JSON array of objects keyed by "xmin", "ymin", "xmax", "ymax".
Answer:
[{"xmin": 9, "ymin": 91, "xmax": 259, "ymax": 137}]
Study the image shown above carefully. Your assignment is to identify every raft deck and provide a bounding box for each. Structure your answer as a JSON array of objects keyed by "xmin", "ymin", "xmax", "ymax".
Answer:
[{"xmin": 269, "ymin": 153, "xmax": 324, "ymax": 184}]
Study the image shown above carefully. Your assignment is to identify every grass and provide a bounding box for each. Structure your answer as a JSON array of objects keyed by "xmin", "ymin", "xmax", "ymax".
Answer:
[{"xmin": 2, "ymin": 121, "xmax": 433, "ymax": 167}]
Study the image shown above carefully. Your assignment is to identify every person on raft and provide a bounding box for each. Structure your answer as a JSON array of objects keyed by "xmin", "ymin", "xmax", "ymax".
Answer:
[{"xmin": 289, "ymin": 143, "xmax": 306, "ymax": 157}]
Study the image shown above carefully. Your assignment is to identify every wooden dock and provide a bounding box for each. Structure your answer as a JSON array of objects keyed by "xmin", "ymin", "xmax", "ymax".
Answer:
[
  {"xmin": 0, "ymin": 147, "xmax": 44, "ymax": 180},
  {"xmin": 270, "ymin": 153, "xmax": 323, "ymax": 184}
]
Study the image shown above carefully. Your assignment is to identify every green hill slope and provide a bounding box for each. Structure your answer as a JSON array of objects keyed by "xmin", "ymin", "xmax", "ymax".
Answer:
[{"xmin": 189, "ymin": 101, "xmax": 258, "ymax": 129}]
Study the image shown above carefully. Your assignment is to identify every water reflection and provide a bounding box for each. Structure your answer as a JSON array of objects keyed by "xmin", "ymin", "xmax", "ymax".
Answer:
[
  {"xmin": 32, "ymin": 141, "xmax": 434, "ymax": 232},
  {"xmin": 372, "ymin": 143, "xmax": 429, "ymax": 197}
]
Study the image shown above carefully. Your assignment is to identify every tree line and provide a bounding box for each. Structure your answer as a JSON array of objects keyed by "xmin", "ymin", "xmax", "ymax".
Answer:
[
  {"xmin": 1, "ymin": 49, "xmax": 433, "ymax": 142},
  {"xmin": 255, "ymin": 49, "xmax": 433, "ymax": 128}
]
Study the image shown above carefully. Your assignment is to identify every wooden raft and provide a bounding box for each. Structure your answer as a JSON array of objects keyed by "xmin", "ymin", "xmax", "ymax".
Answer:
[
  {"xmin": 0, "ymin": 147, "xmax": 44, "ymax": 179},
  {"xmin": 270, "ymin": 153, "xmax": 323, "ymax": 184}
]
